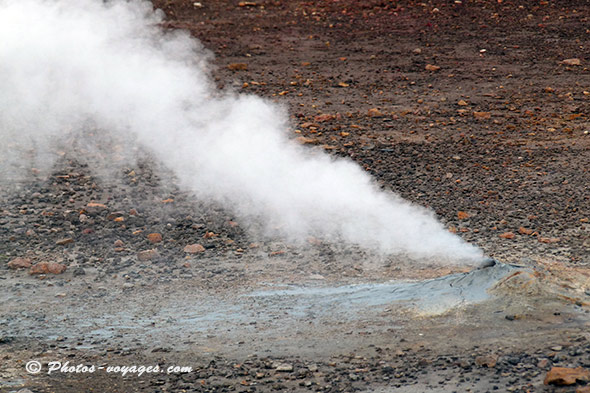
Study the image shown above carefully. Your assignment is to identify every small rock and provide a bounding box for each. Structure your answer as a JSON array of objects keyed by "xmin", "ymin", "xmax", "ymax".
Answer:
[
  {"xmin": 475, "ymin": 355, "xmax": 498, "ymax": 368},
  {"xmin": 184, "ymin": 244, "xmax": 205, "ymax": 254},
  {"xmin": 85, "ymin": 202, "xmax": 107, "ymax": 214},
  {"xmin": 79, "ymin": 214, "xmax": 88, "ymax": 223},
  {"xmin": 499, "ymin": 232, "xmax": 515, "ymax": 239},
  {"xmin": 114, "ymin": 239, "xmax": 124, "ymax": 247},
  {"xmin": 30, "ymin": 262, "xmax": 67, "ymax": 275},
  {"xmin": 367, "ymin": 108, "xmax": 384, "ymax": 117},
  {"xmin": 562, "ymin": 58, "xmax": 581, "ymax": 66},
  {"xmin": 544, "ymin": 367, "xmax": 590, "ymax": 385},
  {"xmin": 519, "ymin": 227, "xmax": 534, "ymax": 235},
  {"xmin": 147, "ymin": 233, "xmax": 163, "ymax": 244},
  {"xmin": 413, "ymin": 48, "xmax": 422, "ymax": 54},
  {"xmin": 539, "ymin": 237, "xmax": 560, "ymax": 244},
  {"xmin": 7, "ymin": 257, "xmax": 32, "ymax": 269},
  {"xmin": 227, "ymin": 63, "xmax": 248, "ymax": 71},
  {"xmin": 274, "ymin": 363, "xmax": 293, "ymax": 372},
  {"xmin": 457, "ymin": 211, "xmax": 470, "ymax": 220},
  {"xmin": 295, "ymin": 136, "xmax": 319, "ymax": 145},
  {"xmin": 56, "ymin": 237, "xmax": 74, "ymax": 245},
  {"xmin": 425, "ymin": 64, "xmax": 441, "ymax": 71},
  {"xmin": 457, "ymin": 99, "xmax": 469, "ymax": 106},
  {"xmin": 137, "ymin": 249, "xmax": 159, "ymax": 261},
  {"xmin": 473, "ymin": 111, "xmax": 491, "ymax": 119},
  {"xmin": 86, "ymin": 202, "xmax": 107, "ymax": 209}
]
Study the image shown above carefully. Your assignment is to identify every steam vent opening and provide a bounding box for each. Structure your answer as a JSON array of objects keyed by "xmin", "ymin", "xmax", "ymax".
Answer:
[{"xmin": 1, "ymin": 0, "xmax": 590, "ymax": 392}]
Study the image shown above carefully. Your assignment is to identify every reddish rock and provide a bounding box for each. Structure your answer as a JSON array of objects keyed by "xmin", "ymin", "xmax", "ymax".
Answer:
[
  {"xmin": 544, "ymin": 367, "xmax": 590, "ymax": 385},
  {"xmin": 7, "ymin": 257, "xmax": 32, "ymax": 269},
  {"xmin": 137, "ymin": 249, "xmax": 159, "ymax": 261},
  {"xmin": 30, "ymin": 262, "xmax": 67, "ymax": 275},
  {"xmin": 562, "ymin": 58, "xmax": 581, "ymax": 66},
  {"xmin": 227, "ymin": 63, "xmax": 248, "ymax": 71},
  {"xmin": 203, "ymin": 231, "xmax": 217, "ymax": 239},
  {"xmin": 367, "ymin": 108, "xmax": 383, "ymax": 117},
  {"xmin": 183, "ymin": 244, "xmax": 205, "ymax": 254},
  {"xmin": 473, "ymin": 111, "xmax": 491, "ymax": 119},
  {"xmin": 519, "ymin": 227, "xmax": 534, "ymax": 235},
  {"xmin": 147, "ymin": 233, "xmax": 163, "ymax": 244},
  {"xmin": 114, "ymin": 239, "xmax": 124, "ymax": 248},
  {"xmin": 499, "ymin": 232, "xmax": 515, "ymax": 239},
  {"xmin": 85, "ymin": 202, "xmax": 107, "ymax": 214},
  {"xmin": 87, "ymin": 202, "xmax": 107, "ymax": 209},
  {"xmin": 457, "ymin": 211, "xmax": 470, "ymax": 220}
]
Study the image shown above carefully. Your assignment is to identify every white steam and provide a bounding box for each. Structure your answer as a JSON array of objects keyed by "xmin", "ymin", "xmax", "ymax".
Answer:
[{"xmin": 0, "ymin": 0, "xmax": 483, "ymax": 262}]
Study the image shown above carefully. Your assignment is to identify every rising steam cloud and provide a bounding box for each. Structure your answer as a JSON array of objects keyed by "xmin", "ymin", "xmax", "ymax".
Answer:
[{"xmin": 0, "ymin": 0, "xmax": 483, "ymax": 262}]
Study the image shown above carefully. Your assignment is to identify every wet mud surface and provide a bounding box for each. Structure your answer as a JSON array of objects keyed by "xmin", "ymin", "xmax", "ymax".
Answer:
[{"xmin": 2, "ymin": 0, "xmax": 590, "ymax": 392}]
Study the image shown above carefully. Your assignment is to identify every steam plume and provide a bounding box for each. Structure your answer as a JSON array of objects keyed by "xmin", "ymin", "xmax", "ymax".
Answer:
[{"xmin": 0, "ymin": 0, "xmax": 483, "ymax": 262}]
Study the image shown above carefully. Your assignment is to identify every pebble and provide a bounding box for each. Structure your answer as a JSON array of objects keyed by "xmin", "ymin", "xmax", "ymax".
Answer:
[
  {"xmin": 7, "ymin": 257, "xmax": 32, "ymax": 269},
  {"xmin": 183, "ymin": 244, "xmax": 205, "ymax": 254},
  {"xmin": 56, "ymin": 237, "xmax": 74, "ymax": 245},
  {"xmin": 30, "ymin": 262, "xmax": 67, "ymax": 275},
  {"xmin": 274, "ymin": 363, "xmax": 294, "ymax": 372},
  {"xmin": 147, "ymin": 233, "xmax": 163, "ymax": 244},
  {"xmin": 475, "ymin": 355, "xmax": 498, "ymax": 368}
]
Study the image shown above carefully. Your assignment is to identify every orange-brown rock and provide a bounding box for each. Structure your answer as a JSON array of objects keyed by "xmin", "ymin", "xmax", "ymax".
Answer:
[
  {"xmin": 544, "ymin": 367, "xmax": 590, "ymax": 385},
  {"xmin": 7, "ymin": 257, "xmax": 32, "ymax": 269},
  {"xmin": 30, "ymin": 262, "xmax": 67, "ymax": 275},
  {"xmin": 147, "ymin": 233, "xmax": 163, "ymax": 244}
]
